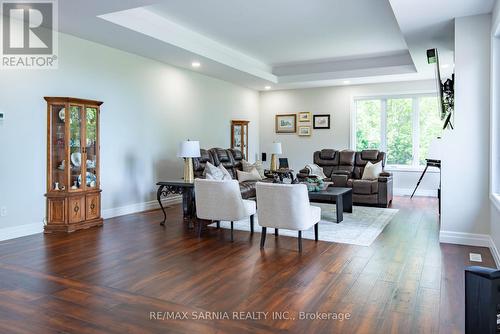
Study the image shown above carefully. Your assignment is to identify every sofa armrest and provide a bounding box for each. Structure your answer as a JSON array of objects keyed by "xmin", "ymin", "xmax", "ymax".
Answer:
[
  {"xmin": 331, "ymin": 174, "xmax": 348, "ymax": 187},
  {"xmin": 299, "ymin": 167, "xmax": 309, "ymax": 174},
  {"xmin": 297, "ymin": 172, "xmax": 316, "ymax": 180},
  {"xmin": 378, "ymin": 171, "xmax": 393, "ymax": 183},
  {"xmin": 297, "ymin": 168, "xmax": 320, "ymax": 181}
]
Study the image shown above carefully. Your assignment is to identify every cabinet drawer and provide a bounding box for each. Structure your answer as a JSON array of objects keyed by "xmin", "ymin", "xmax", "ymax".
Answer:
[
  {"xmin": 68, "ymin": 196, "xmax": 85, "ymax": 223},
  {"xmin": 86, "ymin": 194, "xmax": 100, "ymax": 220},
  {"xmin": 47, "ymin": 198, "xmax": 66, "ymax": 224}
]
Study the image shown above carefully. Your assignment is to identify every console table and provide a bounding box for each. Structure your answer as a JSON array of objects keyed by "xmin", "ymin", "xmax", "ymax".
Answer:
[{"xmin": 156, "ymin": 180, "xmax": 195, "ymax": 226}]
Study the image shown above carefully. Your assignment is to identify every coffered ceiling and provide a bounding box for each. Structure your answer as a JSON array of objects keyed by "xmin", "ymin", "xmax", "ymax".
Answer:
[{"xmin": 56, "ymin": 0, "xmax": 496, "ymax": 90}]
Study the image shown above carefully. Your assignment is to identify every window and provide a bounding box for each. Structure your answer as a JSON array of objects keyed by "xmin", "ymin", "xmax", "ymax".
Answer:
[
  {"xmin": 354, "ymin": 94, "xmax": 442, "ymax": 167},
  {"xmin": 355, "ymin": 100, "xmax": 381, "ymax": 150}
]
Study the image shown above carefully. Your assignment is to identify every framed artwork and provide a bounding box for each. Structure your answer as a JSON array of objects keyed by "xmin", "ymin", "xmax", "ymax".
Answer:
[
  {"xmin": 298, "ymin": 126, "xmax": 311, "ymax": 136},
  {"xmin": 313, "ymin": 114, "xmax": 331, "ymax": 129},
  {"xmin": 298, "ymin": 112, "xmax": 311, "ymax": 122},
  {"xmin": 275, "ymin": 114, "xmax": 297, "ymax": 133}
]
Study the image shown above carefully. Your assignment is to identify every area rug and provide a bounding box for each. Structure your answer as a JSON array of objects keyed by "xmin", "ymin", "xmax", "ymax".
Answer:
[{"xmin": 210, "ymin": 204, "xmax": 398, "ymax": 247}]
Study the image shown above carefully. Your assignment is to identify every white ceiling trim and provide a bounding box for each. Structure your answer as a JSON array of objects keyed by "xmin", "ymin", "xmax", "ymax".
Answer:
[
  {"xmin": 98, "ymin": 7, "xmax": 277, "ymax": 83},
  {"xmin": 273, "ymin": 51, "xmax": 415, "ymax": 76},
  {"xmin": 97, "ymin": 6, "xmax": 421, "ymax": 90},
  {"xmin": 278, "ymin": 64, "xmax": 419, "ymax": 84}
]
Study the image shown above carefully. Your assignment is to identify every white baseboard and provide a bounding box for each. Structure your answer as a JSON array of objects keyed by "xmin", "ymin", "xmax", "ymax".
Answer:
[
  {"xmin": 440, "ymin": 231, "xmax": 500, "ymax": 268},
  {"xmin": 439, "ymin": 230, "xmax": 492, "ymax": 247},
  {"xmin": 0, "ymin": 222, "xmax": 44, "ymax": 242},
  {"xmin": 394, "ymin": 188, "xmax": 437, "ymax": 197},
  {"xmin": 102, "ymin": 195, "xmax": 182, "ymax": 219},
  {"xmin": 489, "ymin": 236, "xmax": 500, "ymax": 269},
  {"xmin": 0, "ymin": 196, "xmax": 182, "ymax": 242},
  {"xmin": 439, "ymin": 232, "xmax": 500, "ymax": 269}
]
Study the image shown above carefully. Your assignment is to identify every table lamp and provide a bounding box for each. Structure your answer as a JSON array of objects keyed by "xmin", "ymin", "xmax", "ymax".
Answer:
[
  {"xmin": 177, "ymin": 140, "xmax": 200, "ymax": 182},
  {"xmin": 270, "ymin": 142, "xmax": 282, "ymax": 171}
]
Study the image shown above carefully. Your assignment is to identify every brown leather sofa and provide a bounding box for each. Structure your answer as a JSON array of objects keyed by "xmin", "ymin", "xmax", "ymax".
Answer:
[
  {"xmin": 193, "ymin": 148, "xmax": 271, "ymax": 199},
  {"xmin": 298, "ymin": 149, "xmax": 393, "ymax": 207}
]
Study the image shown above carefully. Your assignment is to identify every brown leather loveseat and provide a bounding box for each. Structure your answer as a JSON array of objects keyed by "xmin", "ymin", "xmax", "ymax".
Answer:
[
  {"xmin": 298, "ymin": 149, "xmax": 393, "ymax": 207},
  {"xmin": 193, "ymin": 148, "xmax": 271, "ymax": 199}
]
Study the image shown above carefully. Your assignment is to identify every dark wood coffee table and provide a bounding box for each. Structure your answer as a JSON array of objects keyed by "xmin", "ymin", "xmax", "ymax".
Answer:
[{"xmin": 308, "ymin": 186, "xmax": 353, "ymax": 223}]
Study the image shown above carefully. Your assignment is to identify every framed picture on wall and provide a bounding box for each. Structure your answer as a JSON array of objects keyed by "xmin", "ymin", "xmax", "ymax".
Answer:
[
  {"xmin": 276, "ymin": 114, "xmax": 297, "ymax": 133},
  {"xmin": 298, "ymin": 126, "xmax": 312, "ymax": 136},
  {"xmin": 298, "ymin": 112, "xmax": 311, "ymax": 122},
  {"xmin": 313, "ymin": 114, "xmax": 331, "ymax": 129}
]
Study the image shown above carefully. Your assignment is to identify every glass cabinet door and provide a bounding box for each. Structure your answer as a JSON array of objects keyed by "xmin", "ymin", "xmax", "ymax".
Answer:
[
  {"xmin": 69, "ymin": 105, "xmax": 84, "ymax": 191},
  {"xmin": 242, "ymin": 124, "xmax": 247, "ymax": 158},
  {"xmin": 49, "ymin": 104, "xmax": 67, "ymax": 192},
  {"xmin": 85, "ymin": 107, "xmax": 98, "ymax": 189},
  {"xmin": 233, "ymin": 125, "xmax": 241, "ymax": 150}
]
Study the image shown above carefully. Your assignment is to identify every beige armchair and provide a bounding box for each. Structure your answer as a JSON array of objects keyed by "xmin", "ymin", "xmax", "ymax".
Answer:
[
  {"xmin": 194, "ymin": 179, "xmax": 256, "ymax": 241},
  {"xmin": 256, "ymin": 183, "xmax": 321, "ymax": 252}
]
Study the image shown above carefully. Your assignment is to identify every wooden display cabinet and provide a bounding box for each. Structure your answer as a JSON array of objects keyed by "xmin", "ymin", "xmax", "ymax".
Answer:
[
  {"xmin": 231, "ymin": 120, "xmax": 249, "ymax": 159},
  {"xmin": 44, "ymin": 97, "xmax": 103, "ymax": 233}
]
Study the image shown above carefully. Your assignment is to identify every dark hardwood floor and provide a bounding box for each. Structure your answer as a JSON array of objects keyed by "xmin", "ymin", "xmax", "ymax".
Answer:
[{"xmin": 0, "ymin": 196, "xmax": 495, "ymax": 333}]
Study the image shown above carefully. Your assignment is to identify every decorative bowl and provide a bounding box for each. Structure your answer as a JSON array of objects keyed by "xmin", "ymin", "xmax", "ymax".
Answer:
[{"xmin": 71, "ymin": 152, "xmax": 81, "ymax": 167}]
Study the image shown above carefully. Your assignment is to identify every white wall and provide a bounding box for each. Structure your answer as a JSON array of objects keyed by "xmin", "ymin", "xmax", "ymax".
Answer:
[
  {"xmin": 440, "ymin": 14, "xmax": 492, "ymax": 243},
  {"xmin": 259, "ymin": 80, "xmax": 440, "ymax": 196},
  {"xmin": 0, "ymin": 33, "xmax": 259, "ymax": 237},
  {"xmin": 490, "ymin": 0, "xmax": 500, "ymax": 263}
]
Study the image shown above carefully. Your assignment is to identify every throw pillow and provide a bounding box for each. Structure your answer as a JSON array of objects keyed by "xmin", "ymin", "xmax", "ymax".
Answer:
[
  {"xmin": 203, "ymin": 162, "xmax": 224, "ymax": 180},
  {"xmin": 237, "ymin": 167, "xmax": 262, "ymax": 182},
  {"xmin": 218, "ymin": 164, "xmax": 232, "ymax": 180},
  {"xmin": 362, "ymin": 161, "xmax": 383, "ymax": 180},
  {"xmin": 242, "ymin": 160, "xmax": 265, "ymax": 179}
]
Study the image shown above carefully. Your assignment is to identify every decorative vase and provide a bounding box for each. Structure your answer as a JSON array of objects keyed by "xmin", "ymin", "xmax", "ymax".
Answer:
[{"xmin": 54, "ymin": 182, "xmax": 60, "ymax": 191}]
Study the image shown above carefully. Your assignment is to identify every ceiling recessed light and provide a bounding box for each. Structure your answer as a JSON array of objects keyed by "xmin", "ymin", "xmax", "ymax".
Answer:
[
  {"xmin": 343, "ymin": 80, "xmax": 351, "ymax": 85},
  {"xmin": 191, "ymin": 62, "xmax": 201, "ymax": 68},
  {"xmin": 264, "ymin": 86, "xmax": 271, "ymax": 90}
]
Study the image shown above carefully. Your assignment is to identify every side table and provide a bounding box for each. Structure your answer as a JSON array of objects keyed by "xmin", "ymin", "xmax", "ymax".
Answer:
[
  {"xmin": 156, "ymin": 180, "xmax": 195, "ymax": 226},
  {"xmin": 264, "ymin": 169, "xmax": 295, "ymax": 182}
]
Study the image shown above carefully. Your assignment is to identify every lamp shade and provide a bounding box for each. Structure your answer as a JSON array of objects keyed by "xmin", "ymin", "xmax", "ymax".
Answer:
[
  {"xmin": 177, "ymin": 140, "xmax": 201, "ymax": 158},
  {"xmin": 427, "ymin": 137, "xmax": 442, "ymax": 160},
  {"xmin": 270, "ymin": 142, "xmax": 282, "ymax": 154}
]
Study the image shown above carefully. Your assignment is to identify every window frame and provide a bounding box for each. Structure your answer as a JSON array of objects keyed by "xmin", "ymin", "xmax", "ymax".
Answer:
[{"xmin": 351, "ymin": 92, "xmax": 440, "ymax": 171}]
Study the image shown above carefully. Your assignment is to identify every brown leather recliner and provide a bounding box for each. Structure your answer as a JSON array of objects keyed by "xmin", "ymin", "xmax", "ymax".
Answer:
[
  {"xmin": 193, "ymin": 148, "xmax": 271, "ymax": 199},
  {"xmin": 298, "ymin": 149, "xmax": 393, "ymax": 207}
]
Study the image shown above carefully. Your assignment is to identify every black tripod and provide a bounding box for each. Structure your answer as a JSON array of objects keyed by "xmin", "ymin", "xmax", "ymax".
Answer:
[{"xmin": 411, "ymin": 159, "xmax": 441, "ymax": 214}]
